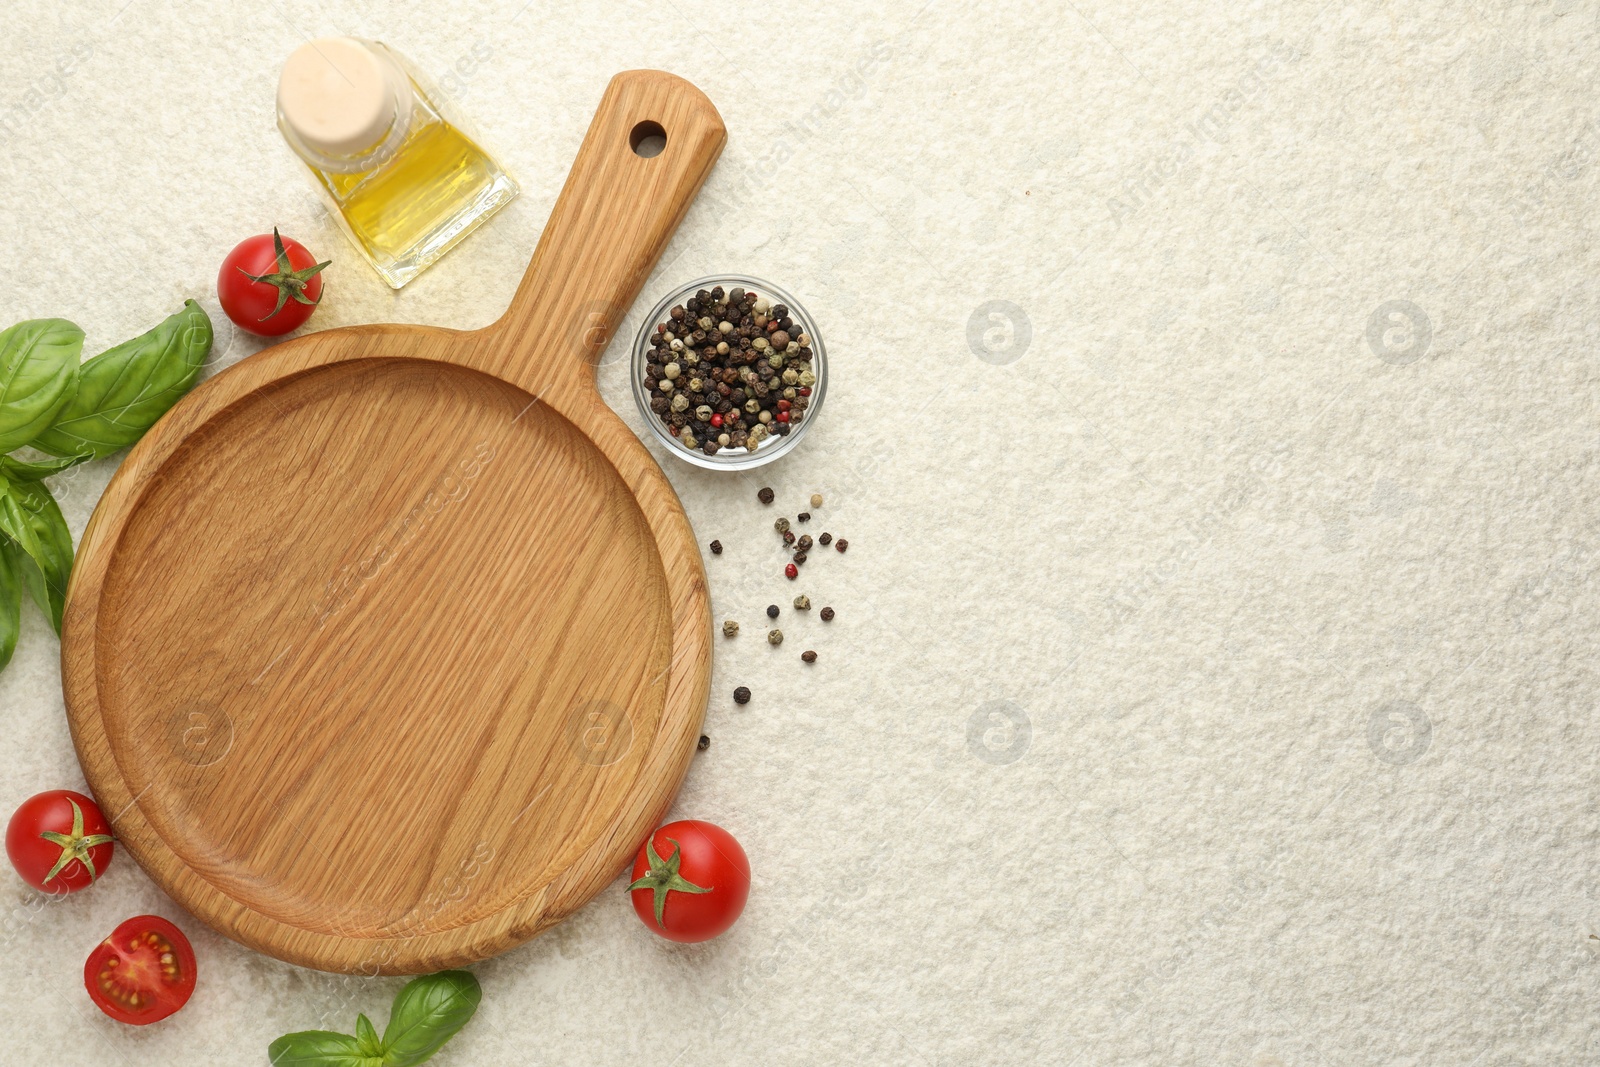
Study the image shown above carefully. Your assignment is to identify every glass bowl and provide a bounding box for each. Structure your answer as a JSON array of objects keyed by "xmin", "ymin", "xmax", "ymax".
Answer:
[{"xmin": 630, "ymin": 274, "xmax": 825, "ymax": 470}]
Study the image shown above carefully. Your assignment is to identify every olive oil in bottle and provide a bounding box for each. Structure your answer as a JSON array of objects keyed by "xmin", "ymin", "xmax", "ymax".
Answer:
[{"xmin": 277, "ymin": 38, "xmax": 517, "ymax": 288}]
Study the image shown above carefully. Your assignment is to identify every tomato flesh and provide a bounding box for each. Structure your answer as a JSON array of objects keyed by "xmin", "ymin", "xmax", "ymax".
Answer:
[{"xmin": 85, "ymin": 915, "xmax": 196, "ymax": 1025}]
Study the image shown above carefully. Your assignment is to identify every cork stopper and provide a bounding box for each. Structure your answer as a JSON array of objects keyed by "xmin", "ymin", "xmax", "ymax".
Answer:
[{"xmin": 277, "ymin": 38, "xmax": 405, "ymax": 158}]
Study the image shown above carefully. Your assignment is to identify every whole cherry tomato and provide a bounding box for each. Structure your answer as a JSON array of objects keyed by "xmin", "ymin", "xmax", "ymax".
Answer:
[
  {"xmin": 84, "ymin": 914, "xmax": 197, "ymax": 1025},
  {"xmin": 629, "ymin": 819, "xmax": 749, "ymax": 943},
  {"xmin": 217, "ymin": 228, "xmax": 330, "ymax": 336},
  {"xmin": 6, "ymin": 789, "xmax": 114, "ymax": 893}
]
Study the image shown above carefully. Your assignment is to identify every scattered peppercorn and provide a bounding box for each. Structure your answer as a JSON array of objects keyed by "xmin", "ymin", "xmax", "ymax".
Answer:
[
  {"xmin": 783, "ymin": 530, "xmax": 796, "ymax": 545},
  {"xmin": 785, "ymin": 563, "xmax": 798, "ymax": 579},
  {"xmin": 774, "ymin": 517, "xmax": 791, "ymax": 534},
  {"xmin": 801, "ymin": 650, "xmax": 817, "ymax": 663},
  {"xmin": 811, "ymin": 493, "xmax": 823, "ymax": 507},
  {"xmin": 796, "ymin": 534, "xmax": 813, "ymax": 551},
  {"xmin": 758, "ymin": 487, "xmax": 774, "ymax": 504},
  {"xmin": 835, "ymin": 538, "xmax": 848, "ymax": 553},
  {"xmin": 722, "ymin": 620, "xmax": 740, "ymax": 637},
  {"xmin": 797, "ymin": 511, "xmax": 811, "ymax": 523},
  {"xmin": 819, "ymin": 532, "xmax": 833, "ymax": 546},
  {"xmin": 767, "ymin": 604, "xmax": 780, "ymax": 619},
  {"xmin": 709, "ymin": 539, "xmax": 722, "ymax": 554},
  {"xmin": 792, "ymin": 551, "xmax": 808, "ymax": 565},
  {"xmin": 698, "ymin": 734, "xmax": 710, "ymax": 751},
  {"xmin": 820, "ymin": 606, "xmax": 835, "ymax": 621},
  {"xmin": 734, "ymin": 686, "xmax": 750, "ymax": 704},
  {"xmin": 794, "ymin": 594, "xmax": 811, "ymax": 610},
  {"xmin": 768, "ymin": 629, "xmax": 783, "ymax": 646}
]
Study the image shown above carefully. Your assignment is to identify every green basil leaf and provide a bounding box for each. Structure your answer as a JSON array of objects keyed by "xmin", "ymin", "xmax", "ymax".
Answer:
[
  {"xmin": 380, "ymin": 971, "xmax": 482, "ymax": 1067},
  {"xmin": 267, "ymin": 1029, "xmax": 378, "ymax": 1067},
  {"xmin": 355, "ymin": 1014, "xmax": 382, "ymax": 1058},
  {"xmin": 0, "ymin": 452, "xmax": 87, "ymax": 481},
  {"xmin": 31, "ymin": 300, "xmax": 211, "ymax": 460},
  {"xmin": 0, "ymin": 478, "xmax": 73, "ymax": 634},
  {"xmin": 0, "ymin": 319, "xmax": 82, "ymax": 453},
  {"xmin": 0, "ymin": 539, "xmax": 21, "ymax": 671}
]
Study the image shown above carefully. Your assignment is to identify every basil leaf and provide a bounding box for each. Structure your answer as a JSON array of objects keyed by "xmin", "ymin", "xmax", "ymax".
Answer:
[
  {"xmin": 380, "ymin": 971, "xmax": 482, "ymax": 1067},
  {"xmin": 0, "ymin": 319, "xmax": 82, "ymax": 453},
  {"xmin": 0, "ymin": 539, "xmax": 21, "ymax": 670},
  {"xmin": 0, "ymin": 478, "xmax": 73, "ymax": 634},
  {"xmin": 267, "ymin": 1029, "xmax": 379, "ymax": 1067},
  {"xmin": 355, "ymin": 1014, "xmax": 383, "ymax": 1058},
  {"xmin": 31, "ymin": 300, "xmax": 211, "ymax": 460},
  {"xmin": 0, "ymin": 452, "xmax": 87, "ymax": 482}
]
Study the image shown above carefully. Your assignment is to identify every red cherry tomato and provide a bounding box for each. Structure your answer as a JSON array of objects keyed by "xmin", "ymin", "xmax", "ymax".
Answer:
[
  {"xmin": 6, "ymin": 790, "xmax": 114, "ymax": 893},
  {"xmin": 217, "ymin": 228, "xmax": 330, "ymax": 337},
  {"xmin": 84, "ymin": 915, "xmax": 197, "ymax": 1025},
  {"xmin": 629, "ymin": 819, "xmax": 749, "ymax": 943}
]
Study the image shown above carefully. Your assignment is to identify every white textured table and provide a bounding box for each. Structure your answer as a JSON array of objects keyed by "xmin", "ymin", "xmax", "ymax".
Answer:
[{"xmin": 2, "ymin": 1, "xmax": 1596, "ymax": 1063}]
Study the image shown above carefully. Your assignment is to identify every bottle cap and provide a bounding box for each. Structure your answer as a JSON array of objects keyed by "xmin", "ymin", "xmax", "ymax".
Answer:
[{"xmin": 277, "ymin": 38, "xmax": 405, "ymax": 158}]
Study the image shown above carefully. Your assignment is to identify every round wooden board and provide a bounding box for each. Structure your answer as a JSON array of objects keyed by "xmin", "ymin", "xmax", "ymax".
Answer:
[{"xmin": 59, "ymin": 71, "xmax": 723, "ymax": 974}]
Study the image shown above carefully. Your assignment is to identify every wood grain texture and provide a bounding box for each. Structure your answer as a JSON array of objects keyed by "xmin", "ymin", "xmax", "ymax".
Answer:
[{"xmin": 58, "ymin": 70, "xmax": 724, "ymax": 974}]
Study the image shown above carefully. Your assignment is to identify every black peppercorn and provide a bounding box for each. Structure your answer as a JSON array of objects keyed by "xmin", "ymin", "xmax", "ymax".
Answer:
[
  {"xmin": 797, "ymin": 535, "xmax": 813, "ymax": 551},
  {"xmin": 797, "ymin": 511, "xmax": 810, "ymax": 522},
  {"xmin": 835, "ymin": 539, "xmax": 848, "ymax": 553},
  {"xmin": 758, "ymin": 487, "xmax": 774, "ymax": 504},
  {"xmin": 801, "ymin": 650, "xmax": 817, "ymax": 663},
  {"xmin": 709, "ymin": 540, "xmax": 722, "ymax": 554},
  {"xmin": 819, "ymin": 532, "xmax": 832, "ymax": 546},
  {"xmin": 792, "ymin": 551, "xmax": 807, "ymax": 565},
  {"xmin": 698, "ymin": 734, "xmax": 710, "ymax": 751},
  {"xmin": 733, "ymin": 686, "xmax": 750, "ymax": 704},
  {"xmin": 767, "ymin": 604, "xmax": 780, "ymax": 619},
  {"xmin": 820, "ymin": 606, "xmax": 834, "ymax": 621}
]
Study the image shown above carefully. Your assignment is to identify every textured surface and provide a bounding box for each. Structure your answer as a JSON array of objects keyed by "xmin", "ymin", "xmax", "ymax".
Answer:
[{"xmin": 0, "ymin": 0, "xmax": 1596, "ymax": 1063}]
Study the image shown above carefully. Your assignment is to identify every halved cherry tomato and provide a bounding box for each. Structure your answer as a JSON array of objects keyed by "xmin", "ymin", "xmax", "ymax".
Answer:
[
  {"xmin": 84, "ymin": 915, "xmax": 196, "ymax": 1025},
  {"xmin": 6, "ymin": 790, "xmax": 114, "ymax": 893}
]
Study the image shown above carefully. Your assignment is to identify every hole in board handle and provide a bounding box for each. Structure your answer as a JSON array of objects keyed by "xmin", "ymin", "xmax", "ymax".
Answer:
[{"xmin": 630, "ymin": 120, "xmax": 667, "ymax": 158}]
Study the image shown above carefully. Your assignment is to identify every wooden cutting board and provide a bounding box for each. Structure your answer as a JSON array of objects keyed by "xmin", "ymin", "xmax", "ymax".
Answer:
[{"xmin": 59, "ymin": 71, "xmax": 722, "ymax": 975}]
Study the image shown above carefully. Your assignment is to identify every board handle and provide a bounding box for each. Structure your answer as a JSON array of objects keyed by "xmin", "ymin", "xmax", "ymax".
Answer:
[{"xmin": 484, "ymin": 70, "xmax": 726, "ymax": 390}]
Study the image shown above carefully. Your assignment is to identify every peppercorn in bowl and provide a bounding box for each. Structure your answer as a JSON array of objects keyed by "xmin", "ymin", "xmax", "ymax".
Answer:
[{"xmin": 631, "ymin": 275, "xmax": 825, "ymax": 470}]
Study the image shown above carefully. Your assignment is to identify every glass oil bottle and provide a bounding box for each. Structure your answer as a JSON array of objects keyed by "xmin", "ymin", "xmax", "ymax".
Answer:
[{"xmin": 276, "ymin": 37, "xmax": 518, "ymax": 288}]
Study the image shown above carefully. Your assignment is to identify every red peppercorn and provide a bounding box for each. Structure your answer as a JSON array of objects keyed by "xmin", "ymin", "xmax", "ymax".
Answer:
[
  {"xmin": 776, "ymin": 411, "xmax": 790, "ymax": 423},
  {"xmin": 777, "ymin": 399, "xmax": 791, "ymax": 411},
  {"xmin": 710, "ymin": 413, "xmax": 723, "ymax": 427},
  {"xmin": 799, "ymin": 387, "xmax": 812, "ymax": 396},
  {"xmin": 785, "ymin": 563, "xmax": 798, "ymax": 579}
]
